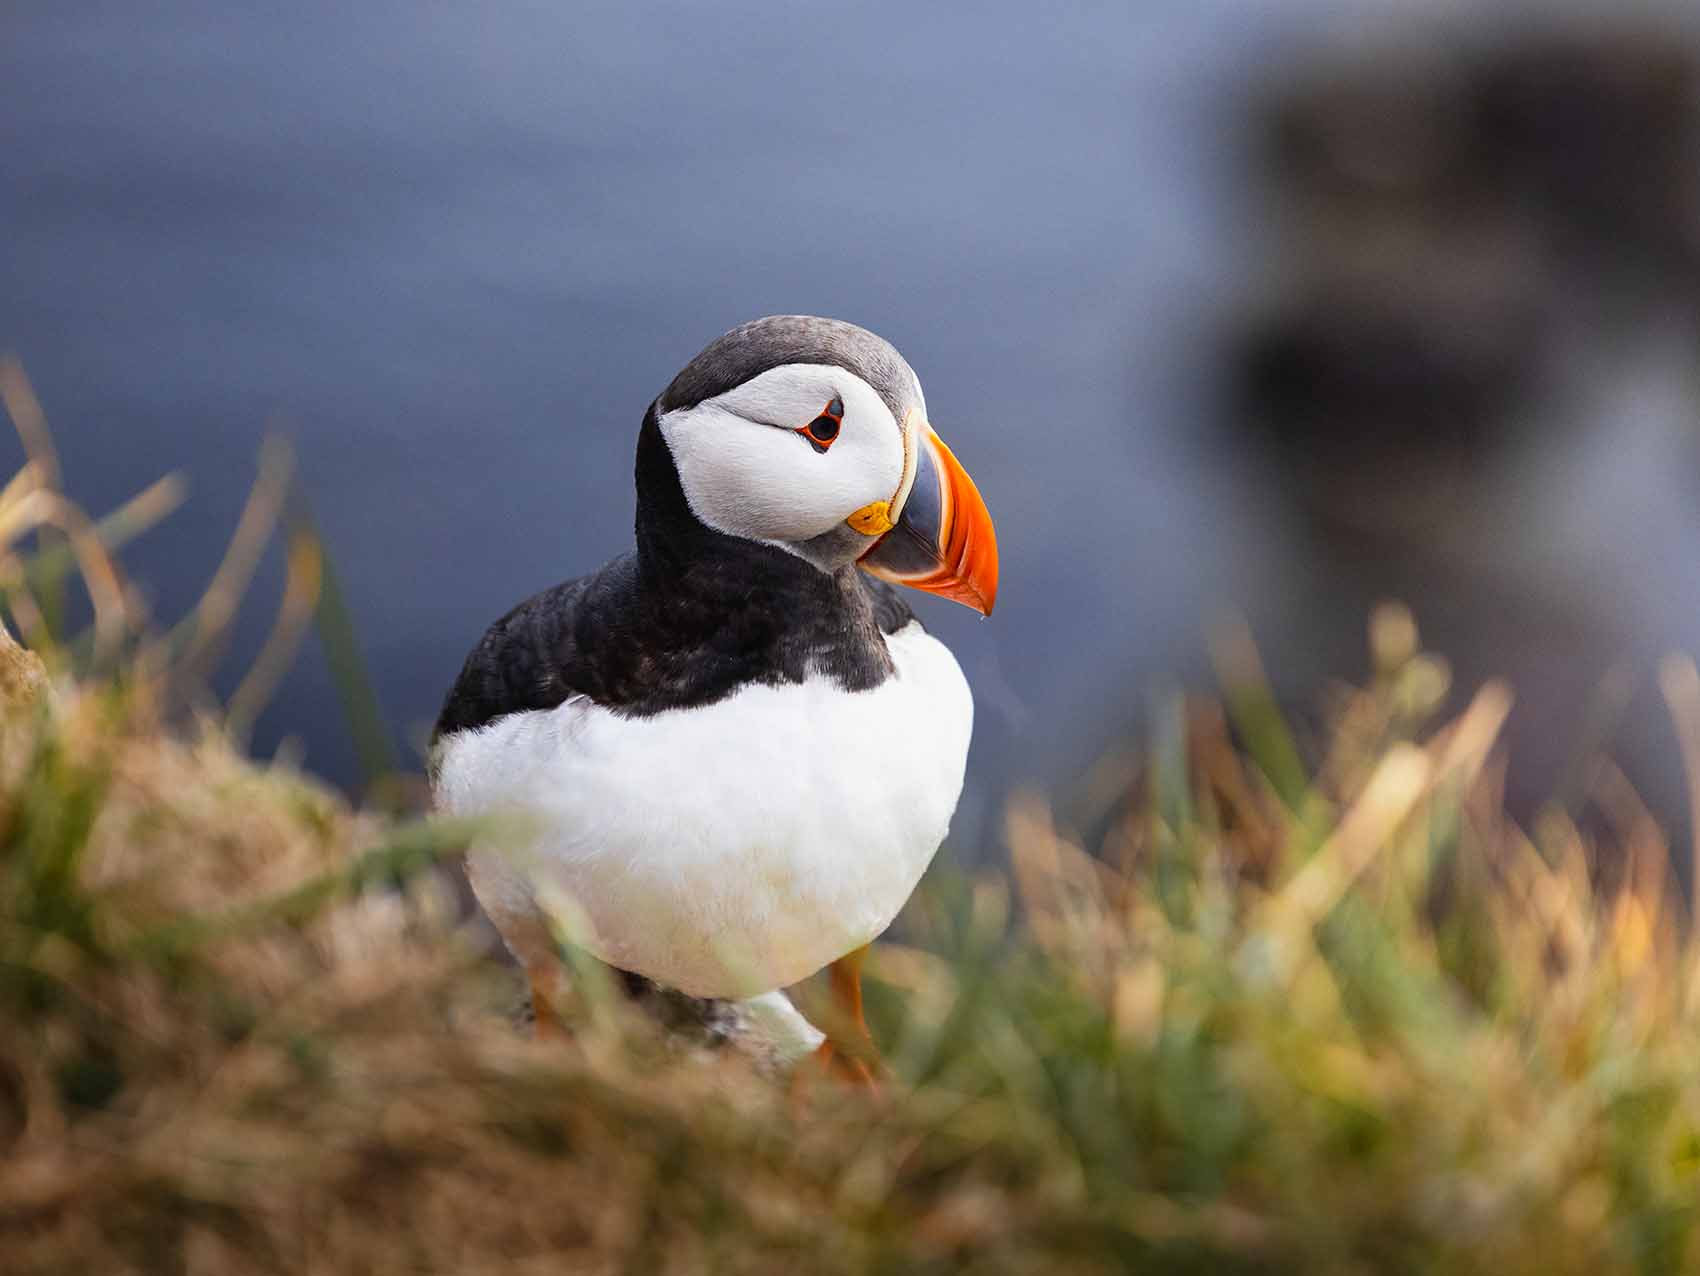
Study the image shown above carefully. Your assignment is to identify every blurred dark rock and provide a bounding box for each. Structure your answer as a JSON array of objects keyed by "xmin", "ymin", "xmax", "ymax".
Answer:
[
  {"xmin": 1471, "ymin": 31, "xmax": 1700, "ymax": 273},
  {"xmin": 1227, "ymin": 21, "xmax": 1700, "ymax": 828},
  {"xmin": 1237, "ymin": 23, "xmax": 1700, "ymax": 479}
]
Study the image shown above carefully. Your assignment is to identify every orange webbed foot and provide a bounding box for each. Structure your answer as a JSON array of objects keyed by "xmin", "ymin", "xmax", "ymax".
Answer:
[{"xmin": 790, "ymin": 946, "xmax": 884, "ymax": 1102}]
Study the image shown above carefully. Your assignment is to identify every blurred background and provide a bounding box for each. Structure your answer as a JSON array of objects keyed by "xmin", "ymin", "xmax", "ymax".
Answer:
[{"xmin": 5, "ymin": 0, "xmax": 1700, "ymax": 848}]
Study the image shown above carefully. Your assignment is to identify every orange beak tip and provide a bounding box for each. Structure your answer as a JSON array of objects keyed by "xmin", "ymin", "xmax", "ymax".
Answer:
[{"xmin": 856, "ymin": 424, "xmax": 998, "ymax": 617}]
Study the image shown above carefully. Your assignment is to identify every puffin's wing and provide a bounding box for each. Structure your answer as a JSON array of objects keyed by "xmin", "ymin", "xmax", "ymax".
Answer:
[
  {"xmin": 431, "ymin": 560, "xmax": 629, "ymax": 749},
  {"xmin": 435, "ymin": 559, "xmax": 920, "ymax": 752}
]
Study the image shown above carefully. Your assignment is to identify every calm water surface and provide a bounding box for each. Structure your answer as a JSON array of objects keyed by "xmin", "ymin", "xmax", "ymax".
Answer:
[{"xmin": 8, "ymin": 2, "xmax": 1700, "ymax": 839}]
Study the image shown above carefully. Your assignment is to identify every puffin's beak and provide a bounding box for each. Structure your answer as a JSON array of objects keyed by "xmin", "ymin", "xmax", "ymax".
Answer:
[{"xmin": 857, "ymin": 421, "xmax": 999, "ymax": 615}]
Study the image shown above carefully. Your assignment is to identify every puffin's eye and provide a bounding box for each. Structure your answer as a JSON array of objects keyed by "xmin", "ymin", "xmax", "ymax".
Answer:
[{"xmin": 797, "ymin": 396, "xmax": 844, "ymax": 453}]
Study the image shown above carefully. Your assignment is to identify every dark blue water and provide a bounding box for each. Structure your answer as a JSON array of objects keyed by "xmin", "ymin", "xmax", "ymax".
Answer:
[{"xmin": 9, "ymin": 2, "xmax": 1700, "ymax": 837}]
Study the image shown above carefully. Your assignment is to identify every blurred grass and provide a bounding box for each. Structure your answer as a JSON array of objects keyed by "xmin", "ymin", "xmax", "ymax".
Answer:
[
  {"xmin": 4, "ymin": 365, "xmax": 1700, "ymax": 1273},
  {"xmin": 288, "ymin": 497, "xmax": 399, "ymax": 798}
]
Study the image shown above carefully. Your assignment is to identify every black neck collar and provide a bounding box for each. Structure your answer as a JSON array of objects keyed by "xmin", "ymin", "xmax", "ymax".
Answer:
[
  {"xmin": 624, "ymin": 403, "xmax": 893, "ymax": 700},
  {"xmin": 434, "ymin": 404, "xmax": 908, "ymax": 741}
]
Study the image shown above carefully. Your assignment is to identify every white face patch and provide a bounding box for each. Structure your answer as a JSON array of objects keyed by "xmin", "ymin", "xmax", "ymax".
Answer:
[{"xmin": 656, "ymin": 363, "xmax": 907, "ymax": 546}]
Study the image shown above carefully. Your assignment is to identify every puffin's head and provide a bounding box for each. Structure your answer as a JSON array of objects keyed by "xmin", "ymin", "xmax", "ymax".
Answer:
[{"xmin": 654, "ymin": 315, "xmax": 998, "ymax": 614}]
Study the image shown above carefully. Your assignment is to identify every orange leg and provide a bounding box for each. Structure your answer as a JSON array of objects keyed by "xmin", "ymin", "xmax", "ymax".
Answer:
[
  {"xmin": 805, "ymin": 945, "xmax": 881, "ymax": 1091},
  {"xmin": 526, "ymin": 962, "xmax": 567, "ymax": 1040}
]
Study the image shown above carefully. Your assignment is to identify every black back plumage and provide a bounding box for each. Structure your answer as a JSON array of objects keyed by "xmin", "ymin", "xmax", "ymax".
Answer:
[{"xmin": 433, "ymin": 403, "xmax": 917, "ymax": 743}]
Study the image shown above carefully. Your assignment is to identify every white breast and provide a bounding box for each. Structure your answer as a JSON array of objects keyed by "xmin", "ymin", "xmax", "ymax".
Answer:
[{"xmin": 434, "ymin": 621, "xmax": 973, "ymax": 999}]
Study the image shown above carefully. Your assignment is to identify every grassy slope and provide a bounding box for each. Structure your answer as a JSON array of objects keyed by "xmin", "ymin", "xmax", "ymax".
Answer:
[{"xmin": 3, "ymin": 608, "xmax": 1699, "ymax": 1275}]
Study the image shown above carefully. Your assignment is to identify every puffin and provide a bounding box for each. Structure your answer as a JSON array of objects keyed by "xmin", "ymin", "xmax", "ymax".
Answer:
[{"xmin": 430, "ymin": 315, "xmax": 998, "ymax": 1078}]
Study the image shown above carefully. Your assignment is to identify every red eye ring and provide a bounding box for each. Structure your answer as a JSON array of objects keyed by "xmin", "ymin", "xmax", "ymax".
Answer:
[{"xmin": 797, "ymin": 396, "xmax": 844, "ymax": 453}]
